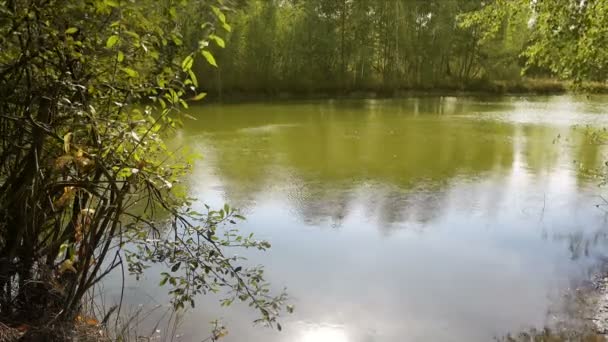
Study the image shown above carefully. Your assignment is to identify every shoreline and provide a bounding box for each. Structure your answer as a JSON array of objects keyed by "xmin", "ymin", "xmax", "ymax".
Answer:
[
  {"xmin": 591, "ymin": 267, "xmax": 608, "ymax": 335},
  {"xmin": 202, "ymin": 88, "xmax": 608, "ymax": 105},
  {"xmin": 199, "ymin": 79, "xmax": 608, "ymax": 104}
]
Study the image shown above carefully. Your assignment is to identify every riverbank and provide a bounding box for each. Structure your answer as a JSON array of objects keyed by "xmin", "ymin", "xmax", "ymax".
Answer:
[
  {"xmin": 591, "ymin": 267, "xmax": 608, "ymax": 335},
  {"xmin": 202, "ymin": 78, "xmax": 608, "ymax": 103},
  {"xmin": 496, "ymin": 267, "xmax": 608, "ymax": 341}
]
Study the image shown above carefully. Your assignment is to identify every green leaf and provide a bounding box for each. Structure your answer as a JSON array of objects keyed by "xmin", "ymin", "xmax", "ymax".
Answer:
[
  {"xmin": 106, "ymin": 35, "xmax": 119, "ymax": 48},
  {"xmin": 192, "ymin": 92, "xmax": 207, "ymax": 101},
  {"xmin": 201, "ymin": 50, "xmax": 217, "ymax": 67},
  {"xmin": 188, "ymin": 69, "xmax": 198, "ymax": 87},
  {"xmin": 117, "ymin": 51, "xmax": 124, "ymax": 62},
  {"xmin": 121, "ymin": 67, "xmax": 138, "ymax": 78},
  {"xmin": 104, "ymin": 0, "xmax": 119, "ymax": 7},
  {"xmin": 65, "ymin": 27, "xmax": 78, "ymax": 35},
  {"xmin": 209, "ymin": 34, "xmax": 225, "ymax": 48},
  {"xmin": 183, "ymin": 113, "xmax": 197, "ymax": 120},
  {"xmin": 181, "ymin": 55, "xmax": 194, "ymax": 71},
  {"xmin": 211, "ymin": 6, "xmax": 226, "ymax": 25},
  {"xmin": 125, "ymin": 30, "xmax": 140, "ymax": 38},
  {"xmin": 210, "ymin": 6, "xmax": 231, "ymax": 32},
  {"xmin": 171, "ymin": 34, "xmax": 183, "ymax": 46}
]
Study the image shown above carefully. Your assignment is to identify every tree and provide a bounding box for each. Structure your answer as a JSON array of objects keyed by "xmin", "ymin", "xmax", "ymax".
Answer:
[
  {"xmin": 205, "ymin": 0, "xmax": 539, "ymax": 95},
  {"xmin": 459, "ymin": 0, "xmax": 608, "ymax": 84},
  {"xmin": 0, "ymin": 0, "xmax": 288, "ymax": 338}
]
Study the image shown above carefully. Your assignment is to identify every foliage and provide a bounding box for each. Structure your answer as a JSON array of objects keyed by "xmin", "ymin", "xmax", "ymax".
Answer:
[
  {"xmin": 196, "ymin": 0, "xmax": 537, "ymax": 95},
  {"xmin": 459, "ymin": 0, "xmax": 608, "ymax": 84},
  {"xmin": 0, "ymin": 0, "xmax": 287, "ymax": 336},
  {"xmin": 524, "ymin": 0, "xmax": 608, "ymax": 83},
  {"xmin": 193, "ymin": 0, "xmax": 608, "ymax": 96}
]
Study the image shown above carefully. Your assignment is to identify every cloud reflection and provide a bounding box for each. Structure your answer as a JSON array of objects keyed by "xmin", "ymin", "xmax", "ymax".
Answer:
[{"xmin": 298, "ymin": 323, "xmax": 349, "ymax": 342}]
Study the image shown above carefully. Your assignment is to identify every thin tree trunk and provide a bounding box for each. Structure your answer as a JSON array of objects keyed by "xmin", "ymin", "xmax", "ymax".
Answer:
[{"xmin": 340, "ymin": 0, "xmax": 346, "ymax": 89}]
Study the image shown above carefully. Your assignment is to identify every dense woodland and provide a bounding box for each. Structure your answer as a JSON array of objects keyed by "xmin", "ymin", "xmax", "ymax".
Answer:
[{"xmin": 194, "ymin": 0, "xmax": 606, "ymax": 96}]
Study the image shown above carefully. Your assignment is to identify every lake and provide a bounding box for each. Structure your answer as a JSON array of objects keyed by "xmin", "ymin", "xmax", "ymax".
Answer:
[{"xmin": 109, "ymin": 95, "xmax": 608, "ymax": 341}]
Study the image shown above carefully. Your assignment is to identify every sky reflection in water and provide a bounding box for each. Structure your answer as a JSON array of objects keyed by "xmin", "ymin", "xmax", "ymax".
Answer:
[{"xmin": 110, "ymin": 95, "xmax": 608, "ymax": 342}]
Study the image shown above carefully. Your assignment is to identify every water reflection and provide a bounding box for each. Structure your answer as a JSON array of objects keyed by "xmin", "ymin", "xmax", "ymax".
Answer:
[
  {"xmin": 297, "ymin": 323, "xmax": 349, "ymax": 342},
  {"xmin": 116, "ymin": 96, "xmax": 608, "ymax": 342},
  {"xmin": 187, "ymin": 99, "xmax": 605, "ymax": 210}
]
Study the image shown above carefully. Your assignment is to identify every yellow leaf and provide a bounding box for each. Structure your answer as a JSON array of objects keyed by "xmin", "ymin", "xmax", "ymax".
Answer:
[
  {"xmin": 86, "ymin": 318, "xmax": 99, "ymax": 326},
  {"xmin": 54, "ymin": 155, "xmax": 73, "ymax": 171},
  {"xmin": 58, "ymin": 260, "xmax": 76, "ymax": 274},
  {"xmin": 80, "ymin": 208, "xmax": 96, "ymax": 216},
  {"xmin": 54, "ymin": 187, "xmax": 75, "ymax": 209},
  {"xmin": 63, "ymin": 133, "xmax": 73, "ymax": 153}
]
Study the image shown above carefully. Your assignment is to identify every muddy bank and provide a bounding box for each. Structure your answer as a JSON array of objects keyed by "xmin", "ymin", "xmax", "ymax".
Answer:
[
  {"xmin": 496, "ymin": 266, "xmax": 608, "ymax": 341},
  {"xmin": 591, "ymin": 271, "xmax": 608, "ymax": 335}
]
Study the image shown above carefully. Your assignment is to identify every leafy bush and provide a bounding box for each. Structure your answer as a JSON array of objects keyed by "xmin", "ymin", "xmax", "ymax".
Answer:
[{"xmin": 0, "ymin": 0, "xmax": 288, "ymax": 336}]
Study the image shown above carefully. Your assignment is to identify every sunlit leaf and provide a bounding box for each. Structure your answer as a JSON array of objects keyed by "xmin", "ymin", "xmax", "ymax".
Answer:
[
  {"xmin": 191, "ymin": 92, "xmax": 207, "ymax": 101},
  {"xmin": 63, "ymin": 132, "xmax": 72, "ymax": 153},
  {"xmin": 181, "ymin": 55, "xmax": 194, "ymax": 71},
  {"xmin": 106, "ymin": 35, "xmax": 119, "ymax": 48},
  {"xmin": 121, "ymin": 67, "xmax": 138, "ymax": 78},
  {"xmin": 201, "ymin": 50, "xmax": 217, "ymax": 67},
  {"xmin": 211, "ymin": 6, "xmax": 226, "ymax": 25},
  {"xmin": 104, "ymin": 0, "xmax": 119, "ymax": 7},
  {"xmin": 209, "ymin": 34, "xmax": 225, "ymax": 48},
  {"xmin": 188, "ymin": 69, "xmax": 198, "ymax": 87},
  {"xmin": 58, "ymin": 260, "xmax": 76, "ymax": 274}
]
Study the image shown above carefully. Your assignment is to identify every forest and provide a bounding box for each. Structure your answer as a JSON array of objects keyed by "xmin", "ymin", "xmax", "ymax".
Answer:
[{"xmin": 196, "ymin": 0, "xmax": 608, "ymax": 96}]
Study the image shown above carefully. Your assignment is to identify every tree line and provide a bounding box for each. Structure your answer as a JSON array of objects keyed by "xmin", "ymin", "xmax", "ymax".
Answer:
[{"xmin": 195, "ymin": 0, "xmax": 580, "ymax": 96}]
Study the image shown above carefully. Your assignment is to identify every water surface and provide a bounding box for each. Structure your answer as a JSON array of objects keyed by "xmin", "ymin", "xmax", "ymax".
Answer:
[{"xmin": 116, "ymin": 96, "xmax": 608, "ymax": 341}]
